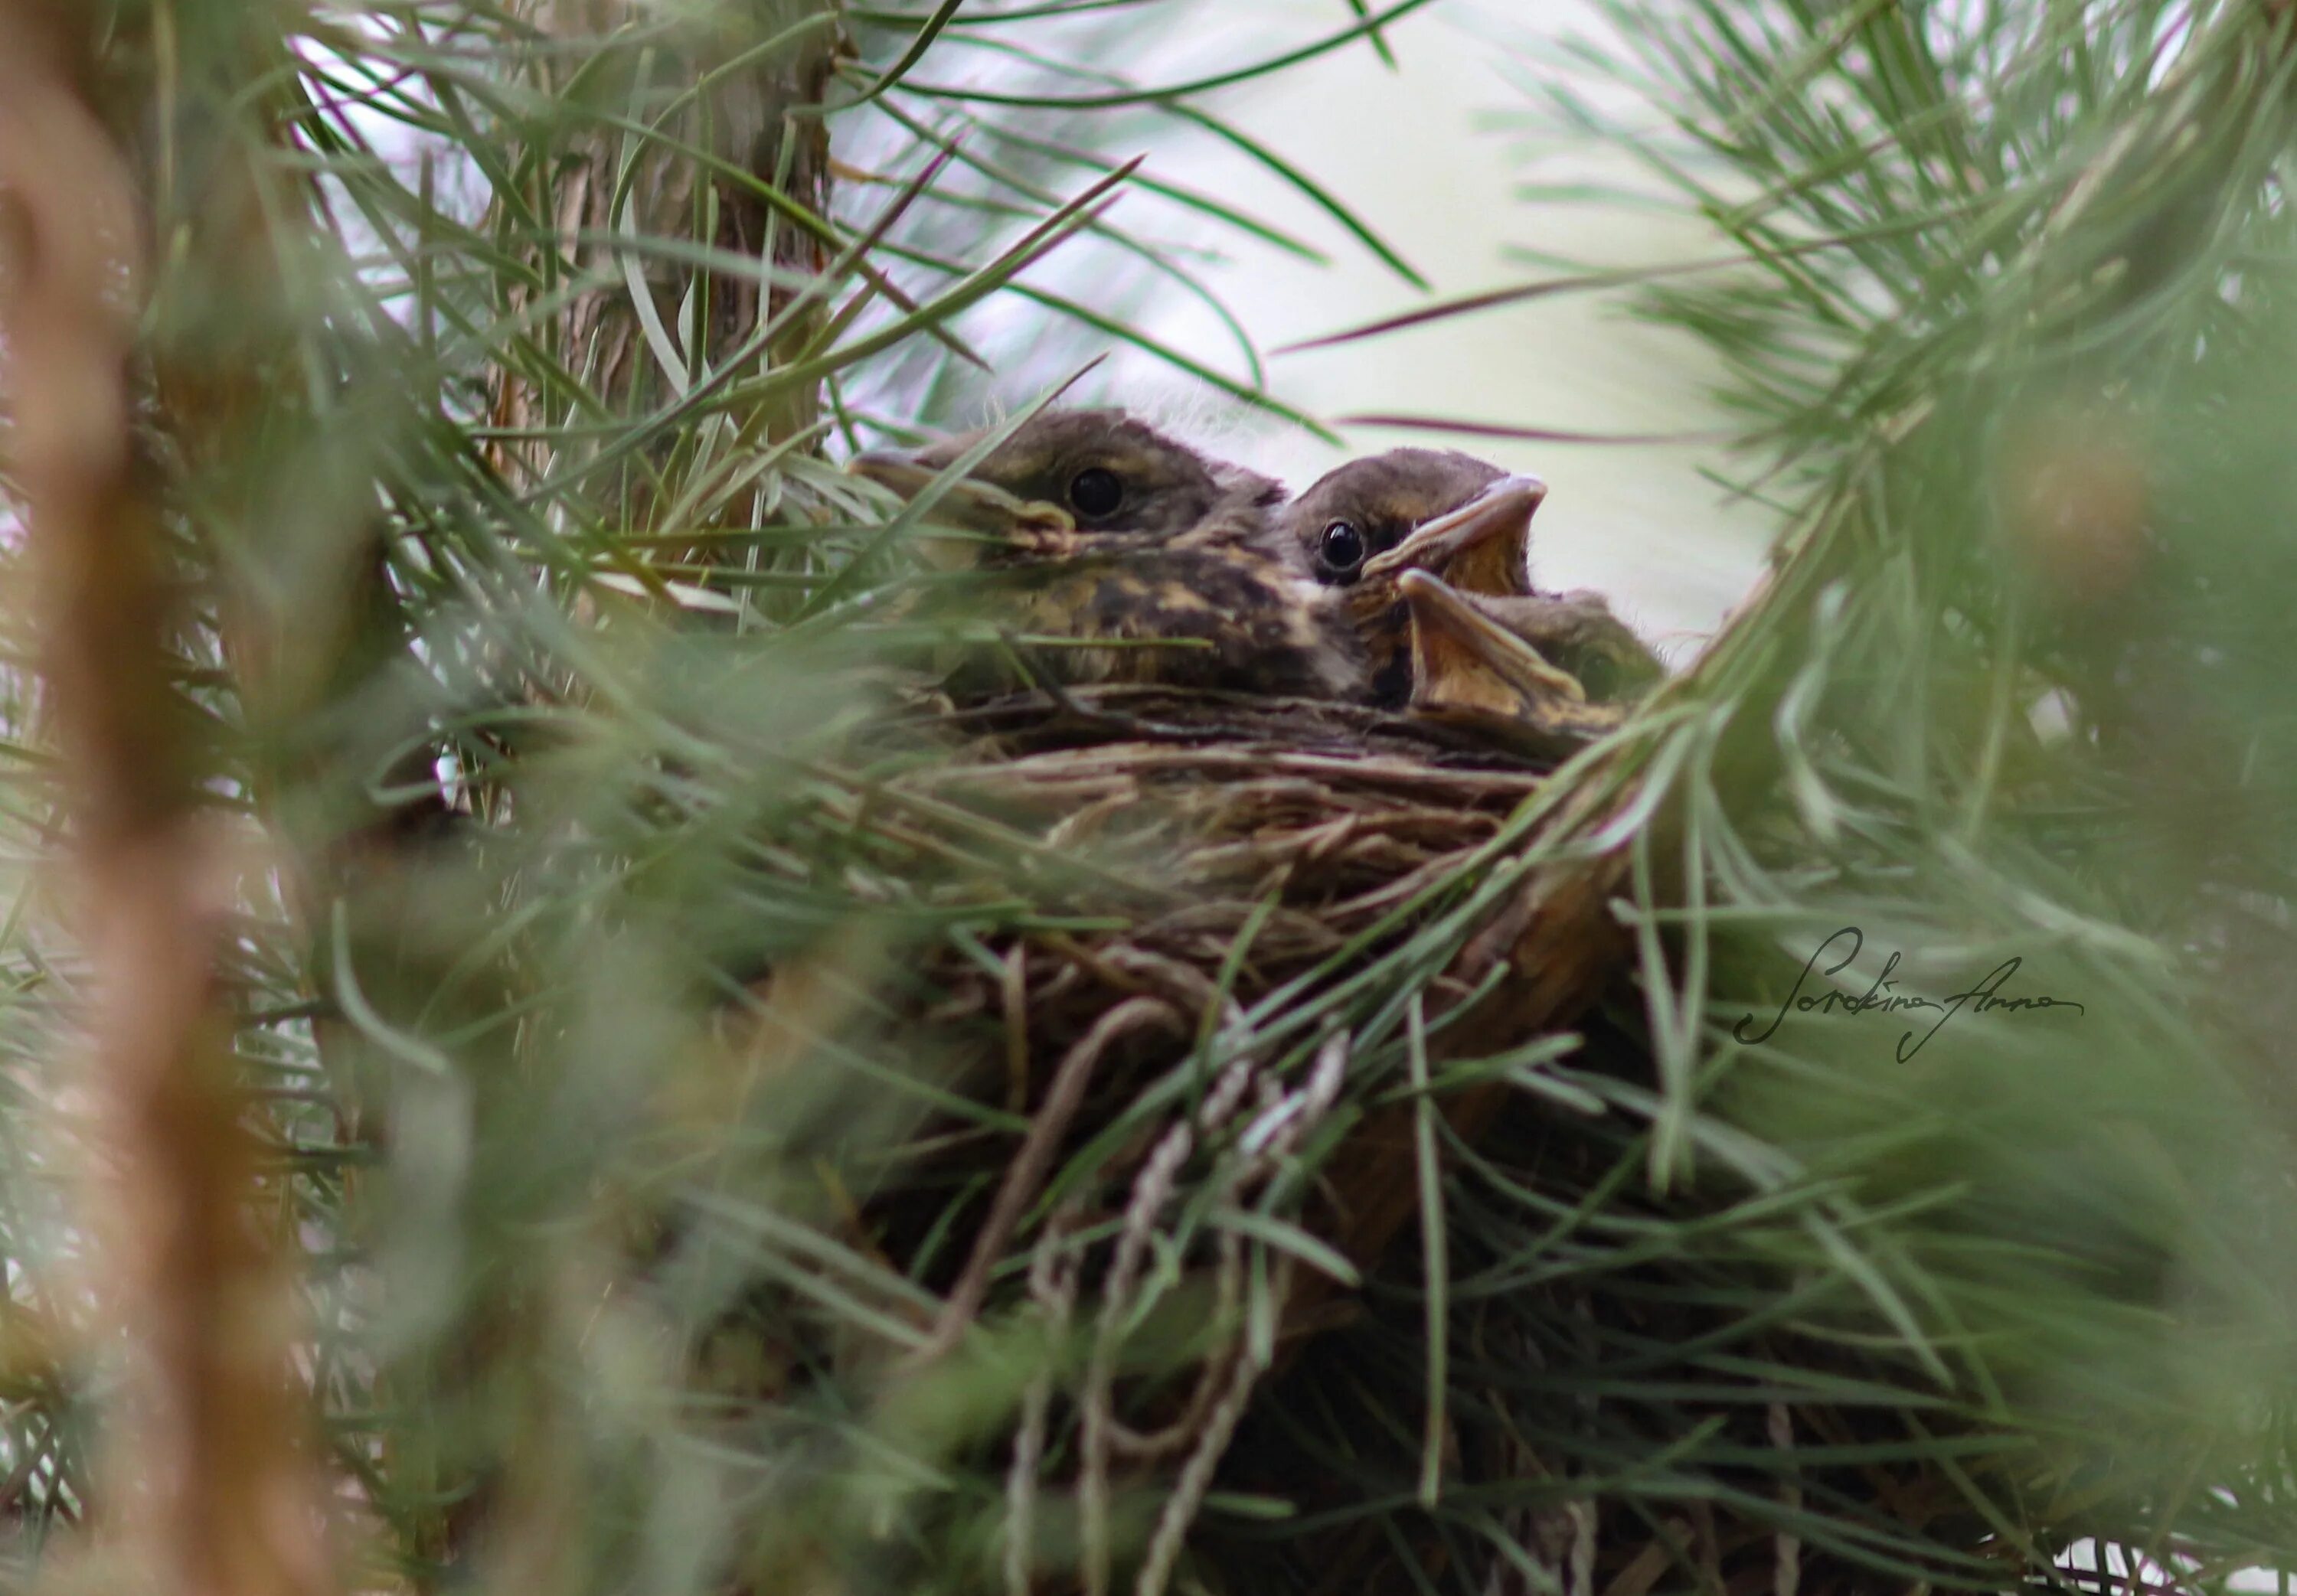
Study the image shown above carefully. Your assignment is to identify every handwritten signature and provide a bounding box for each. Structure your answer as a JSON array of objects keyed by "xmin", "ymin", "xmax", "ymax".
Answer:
[{"xmin": 1733, "ymin": 926, "xmax": 2086, "ymax": 1061}]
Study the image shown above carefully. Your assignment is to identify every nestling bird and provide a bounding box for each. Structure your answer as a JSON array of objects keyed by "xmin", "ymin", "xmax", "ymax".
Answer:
[
  {"xmin": 853, "ymin": 409, "xmax": 1282, "ymax": 548},
  {"xmin": 1398, "ymin": 570, "xmax": 1646, "ymax": 756},
  {"xmin": 850, "ymin": 410, "xmax": 1362, "ymax": 699},
  {"xmin": 1474, "ymin": 586, "xmax": 1665, "ymax": 706},
  {"xmin": 1282, "ymin": 448, "xmax": 1661, "ymax": 711}
]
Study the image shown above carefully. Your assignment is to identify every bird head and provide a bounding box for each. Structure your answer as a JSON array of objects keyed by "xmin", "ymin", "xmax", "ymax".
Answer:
[
  {"xmin": 1488, "ymin": 589, "xmax": 1666, "ymax": 704},
  {"xmin": 1280, "ymin": 450, "xmax": 1547, "ymax": 706},
  {"xmin": 1284, "ymin": 449, "xmax": 1545, "ymax": 597},
  {"xmin": 845, "ymin": 410, "xmax": 1363, "ymax": 698},
  {"xmin": 1397, "ymin": 570, "xmax": 1632, "ymax": 756},
  {"xmin": 848, "ymin": 410, "xmax": 1286, "ymax": 563}
]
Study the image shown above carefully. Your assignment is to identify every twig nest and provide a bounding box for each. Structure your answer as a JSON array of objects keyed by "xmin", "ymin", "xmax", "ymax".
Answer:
[{"xmin": 758, "ymin": 684, "xmax": 1633, "ymax": 1596}]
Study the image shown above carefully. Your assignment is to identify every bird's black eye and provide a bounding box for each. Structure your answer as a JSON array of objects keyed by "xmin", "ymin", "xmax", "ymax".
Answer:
[
  {"xmin": 1580, "ymin": 653, "xmax": 1620, "ymax": 702},
  {"xmin": 1067, "ymin": 467, "xmax": 1125, "ymax": 520},
  {"xmin": 1319, "ymin": 520, "xmax": 1367, "ymax": 573}
]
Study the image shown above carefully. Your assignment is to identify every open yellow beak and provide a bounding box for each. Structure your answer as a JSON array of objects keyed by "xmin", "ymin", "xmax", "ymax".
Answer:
[
  {"xmin": 1396, "ymin": 568, "xmax": 1634, "ymax": 756},
  {"xmin": 1400, "ymin": 569, "xmax": 1586, "ymax": 710},
  {"xmin": 1361, "ymin": 472, "xmax": 1545, "ymax": 597}
]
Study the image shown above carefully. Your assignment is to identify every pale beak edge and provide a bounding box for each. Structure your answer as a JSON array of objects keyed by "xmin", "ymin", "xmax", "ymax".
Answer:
[
  {"xmin": 1361, "ymin": 473, "xmax": 1547, "ymax": 589},
  {"xmin": 846, "ymin": 449, "xmax": 1076, "ymax": 548},
  {"xmin": 1400, "ymin": 568, "xmax": 1589, "ymax": 709}
]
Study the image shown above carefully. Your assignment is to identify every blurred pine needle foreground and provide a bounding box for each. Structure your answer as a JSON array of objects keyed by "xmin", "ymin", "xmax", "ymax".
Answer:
[{"xmin": 6, "ymin": 1, "xmax": 2297, "ymax": 1594}]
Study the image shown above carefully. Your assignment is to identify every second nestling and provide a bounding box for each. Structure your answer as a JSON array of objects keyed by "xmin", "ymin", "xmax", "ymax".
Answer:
[
  {"xmin": 1280, "ymin": 448, "xmax": 1664, "ymax": 752},
  {"xmin": 1283, "ymin": 449, "xmax": 1662, "ymax": 703},
  {"xmin": 850, "ymin": 411, "xmax": 1662, "ymax": 752}
]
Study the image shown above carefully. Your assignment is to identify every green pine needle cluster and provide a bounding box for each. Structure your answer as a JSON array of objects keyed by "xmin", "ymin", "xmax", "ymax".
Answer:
[{"xmin": 2, "ymin": 2, "xmax": 2296, "ymax": 1594}]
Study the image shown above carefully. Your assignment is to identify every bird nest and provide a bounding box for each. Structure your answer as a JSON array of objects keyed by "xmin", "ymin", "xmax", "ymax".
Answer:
[
  {"xmin": 688, "ymin": 674, "xmax": 1630, "ymax": 1592},
  {"xmin": 681, "ymin": 656, "xmax": 1968, "ymax": 1596},
  {"xmin": 691, "ymin": 436, "xmax": 2021, "ymax": 1596},
  {"xmin": 906, "ymin": 690, "xmax": 1564, "ymax": 956}
]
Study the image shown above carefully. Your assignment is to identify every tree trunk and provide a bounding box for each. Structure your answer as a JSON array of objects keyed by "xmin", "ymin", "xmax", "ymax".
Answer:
[
  {"xmin": 488, "ymin": 1, "xmax": 847, "ymax": 523},
  {"xmin": 0, "ymin": 8, "xmax": 331, "ymax": 1595}
]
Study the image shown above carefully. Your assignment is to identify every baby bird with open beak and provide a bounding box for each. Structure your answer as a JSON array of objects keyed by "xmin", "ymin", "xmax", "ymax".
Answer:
[
  {"xmin": 850, "ymin": 410, "xmax": 1361, "ymax": 700},
  {"xmin": 1395, "ymin": 573, "xmax": 1652, "ymax": 756},
  {"xmin": 1282, "ymin": 449, "xmax": 1661, "ymax": 744}
]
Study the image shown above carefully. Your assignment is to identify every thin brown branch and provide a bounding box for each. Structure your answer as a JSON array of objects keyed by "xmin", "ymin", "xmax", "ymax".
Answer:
[{"xmin": 0, "ymin": 10, "xmax": 332, "ymax": 1596}]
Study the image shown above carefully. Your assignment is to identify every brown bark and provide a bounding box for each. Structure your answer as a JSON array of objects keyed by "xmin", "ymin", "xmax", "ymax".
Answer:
[
  {"xmin": 489, "ymin": 0, "xmax": 847, "ymax": 515},
  {"xmin": 0, "ymin": 8, "xmax": 331, "ymax": 1596}
]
